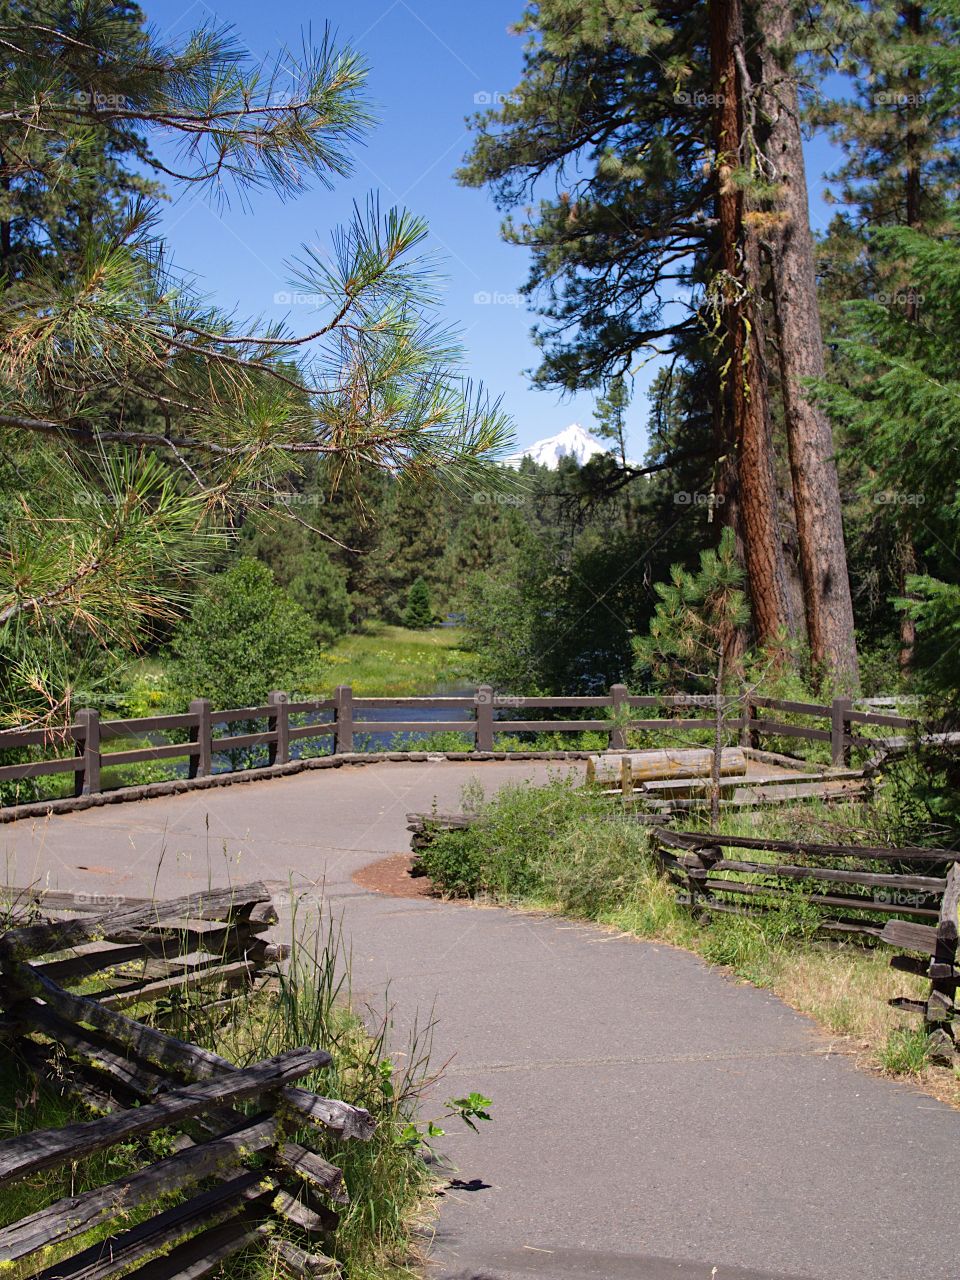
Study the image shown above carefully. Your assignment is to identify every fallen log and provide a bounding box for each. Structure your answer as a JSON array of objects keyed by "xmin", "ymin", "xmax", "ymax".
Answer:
[{"xmin": 587, "ymin": 747, "xmax": 746, "ymax": 786}]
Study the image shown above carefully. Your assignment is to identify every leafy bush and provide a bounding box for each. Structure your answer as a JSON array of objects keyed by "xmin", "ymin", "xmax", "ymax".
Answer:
[
  {"xmin": 168, "ymin": 558, "xmax": 321, "ymax": 710},
  {"xmin": 415, "ymin": 776, "xmax": 653, "ymax": 913}
]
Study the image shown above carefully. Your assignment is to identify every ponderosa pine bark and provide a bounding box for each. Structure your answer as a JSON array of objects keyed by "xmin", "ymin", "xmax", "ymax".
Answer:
[
  {"xmin": 757, "ymin": 0, "xmax": 860, "ymax": 689},
  {"xmin": 898, "ymin": 2, "xmax": 923, "ymax": 672},
  {"xmin": 710, "ymin": 0, "xmax": 793, "ymax": 653}
]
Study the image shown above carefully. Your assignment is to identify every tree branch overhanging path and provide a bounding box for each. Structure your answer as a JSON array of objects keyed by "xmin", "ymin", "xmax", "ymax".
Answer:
[{"xmin": 0, "ymin": 4, "xmax": 515, "ymax": 726}]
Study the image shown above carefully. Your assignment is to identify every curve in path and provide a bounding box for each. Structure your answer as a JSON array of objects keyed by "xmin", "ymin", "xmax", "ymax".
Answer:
[{"xmin": 2, "ymin": 760, "xmax": 958, "ymax": 1280}]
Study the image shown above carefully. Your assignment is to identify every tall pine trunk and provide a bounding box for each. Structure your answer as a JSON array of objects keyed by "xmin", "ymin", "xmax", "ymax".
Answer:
[
  {"xmin": 898, "ymin": 2, "xmax": 923, "ymax": 672},
  {"xmin": 710, "ymin": 0, "xmax": 793, "ymax": 654},
  {"xmin": 756, "ymin": 0, "xmax": 860, "ymax": 690}
]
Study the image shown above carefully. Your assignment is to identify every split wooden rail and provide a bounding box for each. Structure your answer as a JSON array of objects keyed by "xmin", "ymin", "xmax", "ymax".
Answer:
[
  {"xmin": 883, "ymin": 862, "xmax": 960, "ymax": 1065},
  {"xmin": 0, "ymin": 882, "xmax": 374, "ymax": 1280},
  {"xmin": 653, "ymin": 829, "xmax": 960, "ymax": 1064},
  {"xmin": 0, "ymin": 880, "xmax": 285, "ymax": 1010}
]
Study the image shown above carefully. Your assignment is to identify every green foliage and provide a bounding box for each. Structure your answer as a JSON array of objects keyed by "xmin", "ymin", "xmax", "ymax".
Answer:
[
  {"xmin": 818, "ymin": 221, "xmax": 960, "ymax": 669},
  {"xmin": 168, "ymin": 558, "xmax": 319, "ymax": 711},
  {"xmin": 241, "ymin": 515, "xmax": 351, "ymax": 645},
  {"xmin": 593, "ymin": 374, "xmax": 631, "ymax": 468},
  {"xmin": 402, "ymin": 576, "xmax": 434, "ymax": 630},
  {"xmin": 877, "ymin": 1026, "xmax": 932, "ymax": 1075},
  {"xmin": 698, "ymin": 893, "xmax": 824, "ymax": 987},
  {"xmin": 458, "ymin": 0, "xmax": 714, "ymax": 392},
  {"xmin": 0, "ymin": 448, "xmax": 215, "ymax": 726},
  {"xmin": 460, "ymin": 450, "xmax": 710, "ymax": 694},
  {"xmin": 817, "ymin": 217, "xmax": 960, "ymax": 830},
  {"xmin": 415, "ymin": 776, "xmax": 652, "ymax": 912},
  {"xmin": 633, "ymin": 526, "xmax": 748, "ymax": 690},
  {"xmin": 0, "ymin": 5, "xmax": 514, "ymax": 728}
]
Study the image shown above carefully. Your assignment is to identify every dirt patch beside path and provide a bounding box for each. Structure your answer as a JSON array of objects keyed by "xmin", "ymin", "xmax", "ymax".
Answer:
[{"xmin": 353, "ymin": 852, "xmax": 435, "ymax": 899}]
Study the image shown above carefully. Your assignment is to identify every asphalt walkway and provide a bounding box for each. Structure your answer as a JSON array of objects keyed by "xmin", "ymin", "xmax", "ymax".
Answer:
[{"xmin": 1, "ymin": 760, "xmax": 957, "ymax": 1280}]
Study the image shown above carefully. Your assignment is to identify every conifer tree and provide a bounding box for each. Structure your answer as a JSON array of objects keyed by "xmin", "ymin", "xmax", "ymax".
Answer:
[
  {"xmin": 458, "ymin": 0, "xmax": 855, "ymax": 662},
  {"xmin": 815, "ymin": 0, "xmax": 960, "ymax": 673},
  {"xmin": 633, "ymin": 526, "xmax": 749, "ymax": 823},
  {"xmin": 593, "ymin": 376, "xmax": 631, "ymax": 472},
  {"xmin": 754, "ymin": 0, "xmax": 860, "ymax": 688},
  {"xmin": 403, "ymin": 577, "xmax": 434, "ymax": 630}
]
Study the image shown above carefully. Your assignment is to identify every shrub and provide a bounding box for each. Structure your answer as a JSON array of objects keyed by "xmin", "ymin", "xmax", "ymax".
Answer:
[
  {"xmin": 415, "ymin": 776, "xmax": 653, "ymax": 912},
  {"xmin": 168, "ymin": 558, "xmax": 320, "ymax": 709}
]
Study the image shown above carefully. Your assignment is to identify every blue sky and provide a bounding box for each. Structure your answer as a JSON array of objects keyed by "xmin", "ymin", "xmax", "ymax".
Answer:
[{"xmin": 145, "ymin": 0, "xmax": 841, "ymax": 456}]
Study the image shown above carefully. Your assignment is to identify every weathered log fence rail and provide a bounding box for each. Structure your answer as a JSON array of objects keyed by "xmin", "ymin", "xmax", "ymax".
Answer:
[
  {"xmin": 652, "ymin": 829, "xmax": 960, "ymax": 1065},
  {"xmin": 0, "ymin": 883, "xmax": 371, "ymax": 1278},
  {"xmin": 0, "ymin": 685, "xmax": 920, "ymax": 810}
]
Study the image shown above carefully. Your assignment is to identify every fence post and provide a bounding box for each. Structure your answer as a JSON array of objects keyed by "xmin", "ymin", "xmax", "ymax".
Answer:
[
  {"xmin": 476, "ymin": 686, "xmax": 494, "ymax": 753},
  {"xmin": 74, "ymin": 709, "xmax": 100, "ymax": 797},
  {"xmin": 926, "ymin": 862, "xmax": 959, "ymax": 1062},
  {"xmin": 334, "ymin": 685, "xmax": 354, "ymax": 754},
  {"xmin": 268, "ymin": 691, "xmax": 290, "ymax": 766},
  {"xmin": 740, "ymin": 694, "xmax": 760, "ymax": 750},
  {"xmin": 609, "ymin": 684, "xmax": 628, "ymax": 750},
  {"xmin": 831, "ymin": 697, "xmax": 852, "ymax": 767},
  {"xmin": 189, "ymin": 698, "xmax": 212, "ymax": 778}
]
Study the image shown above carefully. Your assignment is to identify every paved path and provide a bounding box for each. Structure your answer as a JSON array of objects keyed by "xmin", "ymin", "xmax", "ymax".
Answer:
[{"xmin": 2, "ymin": 761, "xmax": 958, "ymax": 1280}]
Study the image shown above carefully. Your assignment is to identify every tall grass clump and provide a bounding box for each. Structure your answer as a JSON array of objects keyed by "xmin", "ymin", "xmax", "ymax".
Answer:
[{"xmin": 414, "ymin": 776, "xmax": 679, "ymax": 928}]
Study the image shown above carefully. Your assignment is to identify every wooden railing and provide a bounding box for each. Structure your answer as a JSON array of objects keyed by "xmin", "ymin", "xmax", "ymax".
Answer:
[{"xmin": 0, "ymin": 685, "xmax": 919, "ymax": 808}]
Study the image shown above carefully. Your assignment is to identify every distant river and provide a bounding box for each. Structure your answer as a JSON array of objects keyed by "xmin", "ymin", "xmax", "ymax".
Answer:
[{"xmin": 294, "ymin": 680, "xmax": 479, "ymax": 756}]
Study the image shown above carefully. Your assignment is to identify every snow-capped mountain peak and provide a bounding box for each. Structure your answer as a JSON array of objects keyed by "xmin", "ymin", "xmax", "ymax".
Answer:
[{"xmin": 505, "ymin": 423, "xmax": 612, "ymax": 470}]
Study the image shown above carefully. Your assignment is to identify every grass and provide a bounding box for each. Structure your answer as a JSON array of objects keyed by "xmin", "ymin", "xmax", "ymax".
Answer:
[
  {"xmin": 414, "ymin": 775, "xmax": 960, "ymax": 1106},
  {"xmin": 320, "ymin": 624, "xmax": 476, "ymax": 697},
  {"xmin": 0, "ymin": 902, "xmax": 464, "ymax": 1280}
]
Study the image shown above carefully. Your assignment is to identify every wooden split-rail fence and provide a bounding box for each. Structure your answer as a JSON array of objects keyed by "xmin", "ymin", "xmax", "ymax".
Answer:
[
  {"xmin": 0, "ymin": 882, "xmax": 374, "ymax": 1280},
  {"xmin": 653, "ymin": 829, "xmax": 960, "ymax": 1065},
  {"xmin": 0, "ymin": 687, "xmax": 922, "ymax": 812},
  {"xmin": 586, "ymin": 745, "xmax": 872, "ymax": 810}
]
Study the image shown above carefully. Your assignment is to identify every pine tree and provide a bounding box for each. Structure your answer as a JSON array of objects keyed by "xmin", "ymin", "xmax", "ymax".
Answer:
[
  {"xmin": 816, "ymin": 220, "xmax": 960, "ymax": 697},
  {"xmin": 0, "ymin": 0, "xmax": 161, "ymax": 280},
  {"xmin": 633, "ymin": 525, "xmax": 750, "ymax": 823},
  {"xmin": 403, "ymin": 577, "xmax": 434, "ymax": 630},
  {"xmin": 458, "ymin": 0, "xmax": 855, "ymax": 660},
  {"xmin": 754, "ymin": 0, "xmax": 860, "ymax": 689},
  {"xmin": 593, "ymin": 376, "xmax": 631, "ymax": 471},
  {"xmin": 707, "ymin": 0, "xmax": 793, "ymax": 653},
  {"xmin": 366, "ymin": 479, "xmax": 453, "ymax": 622},
  {"xmin": 0, "ymin": 5, "xmax": 512, "ymax": 725},
  {"xmin": 815, "ymin": 0, "xmax": 960, "ymax": 675}
]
